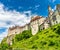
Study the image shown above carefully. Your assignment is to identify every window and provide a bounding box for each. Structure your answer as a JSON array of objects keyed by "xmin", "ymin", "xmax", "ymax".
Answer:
[
  {"xmin": 54, "ymin": 22, "xmax": 55, "ymax": 25},
  {"xmin": 43, "ymin": 27, "xmax": 45, "ymax": 30},
  {"xmin": 15, "ymin": 32, "xmax": 17, "ymax": 33},
  {"xmin": 52, "ymin": 15, "xmax": 56, "ymax": 22},
  {"xmin": 40, "ymin": 29, "xmax": 42, "ymax": 30},
  {"xmin": 56, "ymin": 21, "xmax": 58, "ymax": 23}
]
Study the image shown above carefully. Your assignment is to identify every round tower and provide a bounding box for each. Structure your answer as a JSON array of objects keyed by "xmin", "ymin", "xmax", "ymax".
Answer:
[{"xmin": 48, "ymin": 5, "xmax": 53, "ymax": 26}]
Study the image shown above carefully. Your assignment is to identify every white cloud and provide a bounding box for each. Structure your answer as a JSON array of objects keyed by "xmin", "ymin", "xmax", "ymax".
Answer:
[
  {"xmin": 0, "ymin": 29, "xmax": 8, "ymax": 43},
  {"xmin": 24, "ymin": 11, "xmax": 31, "ymax": 17},
  {"xmin": 35, "ymin": 5, "xmax": 40, "ymax": 10},
  {"xmin": 35, "ymin": 5, "xmax": 40, "ymax": 8},
  {"xmin": 0, "ymin": 3, "xmax": 31, "ymax": 27},
  {"xmin": 49, "ymin": 0, "xmax": 56, "ymax": 3},
  {"xmin": 0, "ymin": 3, "xmax": 32, "ymax": 42},
  {"xmin": 18, "ymin": 6, "xmax": 23, "ymax": 9},
  {"xmin": 29, "ymin": 7, "xmax": 32, "ymax": 9},
  {"xmin": 52, "ymin": 0, "xmax": 56, "ymax": 2},
  {"xmin": 52, "ymin": 5, "xmax": 56, "ymax": 11}
]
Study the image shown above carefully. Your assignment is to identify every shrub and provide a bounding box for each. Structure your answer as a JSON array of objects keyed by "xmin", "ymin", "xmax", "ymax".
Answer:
[
  {"xmin": 0, "ymin": 43, "xmax": 9, "ymax": 50},
  {"xmin": 40, "ymin": 41, "xmax": 47, "ymax": 46},
  {"xmin": 56, "ymin": 26, "xmax": 60, "ymax": 35},
  {"xmin": 48, "ymin": 41, "xmax": 55, "ymax": 46},
  {"xmin": 48, "ymin": 35, "xmax": 55, "ymax": 38},
  {"xmin": 15, "ymin": 30, "xmax": 32, "ymax": 42},
  {"xmin": 32, "ymin": 44, "xmax": 37, "ymax": 49}
]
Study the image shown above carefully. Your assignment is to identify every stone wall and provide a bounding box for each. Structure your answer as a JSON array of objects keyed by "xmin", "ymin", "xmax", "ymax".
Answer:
[
  {"xmin": 30, "ymin": 20, "xmax": 39, "ymax": 35},
  {"xmin": 30, "ymin": 17, "xmax": 45, "ymax": 35},
  {"xmin": 8, "ymin": 23, "xmax": 30, "ymax": 36}
]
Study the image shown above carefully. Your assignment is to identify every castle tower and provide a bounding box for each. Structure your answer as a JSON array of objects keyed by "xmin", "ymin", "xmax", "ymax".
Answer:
[
  {"xmin": 48, "ymin": 5, "xmax": 53, "ymax": 26},
  {"xmin": 56, "ymin": 4, "xmax": 60, "ymax": 12},
  {"xmin": 48, "ymin": 5, "xmax": 53, "ymax": 16},
  {"xmin": 48, "ymin": 5, "xmax": 60, "ymax": 26},
  {"xmin": 48, "ymin": 5, "xmax": 52, "ymax": 11}
]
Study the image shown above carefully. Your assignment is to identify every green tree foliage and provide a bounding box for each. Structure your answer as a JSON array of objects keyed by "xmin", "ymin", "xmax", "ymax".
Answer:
[
  {"xmin": 12, "ymin": 24, "xmax": 60, "ymax": 50},
  {"xmin": 15, "ymin": 30, "xmax": 32, "ymax": 42},
  {"xmin": 0, "ymin": 43, "xmax": 9, "ymax": 50},
  {"xmin": 1, "ymin": 24, "xmax": 60, "ymax": 50}
]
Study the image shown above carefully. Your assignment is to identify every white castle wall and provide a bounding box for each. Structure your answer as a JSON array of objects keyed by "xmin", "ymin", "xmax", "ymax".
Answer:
[
  {"xmin": 31, "ymin": 20, "xmax": 39, "ymax": 35},
  {"xmin": 30, "ymin": 17, "xmax": 45, "ymax": 35}
]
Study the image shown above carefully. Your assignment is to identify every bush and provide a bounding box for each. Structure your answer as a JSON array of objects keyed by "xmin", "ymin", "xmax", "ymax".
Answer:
[
  {"xmin": 40, "ymin": 41, "xmax": 47, "ymax": 46},
  {"xmin": 48, "ymin": 41, "xmax": 55, "ymax": 46},
  {"xmin": 32, "ymin": 44, "xmax": 38, "ymax": 49},
  {"xmin": 56, "ymin": 26, "xmax": 60, "ymax": 35},
  {"xmin": 0, "ymin": 43, "xmax": 9, "ymax": 50},
  {"xmin": 15, "ymin": 30, "xmax": 32, "ymax": 42}
]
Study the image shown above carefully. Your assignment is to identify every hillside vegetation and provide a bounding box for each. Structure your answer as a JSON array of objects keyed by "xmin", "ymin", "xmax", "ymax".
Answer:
[{"xmin": 0, "ymin": 24, "xmax": 60, "ymax": 50}]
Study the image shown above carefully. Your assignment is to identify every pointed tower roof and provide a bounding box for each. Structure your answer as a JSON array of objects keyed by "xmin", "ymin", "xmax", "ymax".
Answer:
[{"xmin": 48, "ymin": 5, "xmax": 52, "ymax": 11}]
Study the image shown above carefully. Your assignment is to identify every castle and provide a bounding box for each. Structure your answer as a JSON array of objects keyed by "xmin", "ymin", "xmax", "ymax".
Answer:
[{"xmin": 7, "ymin": 4, "xmax": 60, "ymax": 45}]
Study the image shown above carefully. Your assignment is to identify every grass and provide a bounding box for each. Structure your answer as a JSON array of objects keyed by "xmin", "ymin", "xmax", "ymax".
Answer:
[
  {"xmin": 1, "ymin": 24, "xmax": 60, "ymax": 50},
  {"xmin": 11, "ymin": 24, "xmax": 60, "ymax": 50}
]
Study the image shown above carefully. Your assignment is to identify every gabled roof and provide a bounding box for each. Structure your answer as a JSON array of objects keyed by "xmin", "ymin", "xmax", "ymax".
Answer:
[{"xmin": 30, "ymin": 16, "xmax": 42, "ymax": 22}]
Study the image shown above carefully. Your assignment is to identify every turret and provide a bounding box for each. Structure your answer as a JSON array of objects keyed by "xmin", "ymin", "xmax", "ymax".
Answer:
[
  {"xmin": 48, "ymin": 5, "xmax": 53, "ymax": 16},
  {"xmin": 48, "ymin": 5, "xmax": 52, "ymax": 12},
  {"xmin": 48, "ymin": 5, "xmax": 53, "ymax": 26},
  {"xmin": 56, "ymin": 4, "xmax": 60, "ymax": 12}
]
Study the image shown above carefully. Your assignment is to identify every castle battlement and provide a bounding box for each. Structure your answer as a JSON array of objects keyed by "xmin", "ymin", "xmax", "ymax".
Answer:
[{"xmin": 8, "ymin": 23, "xmax": 30, "ymax": 36}]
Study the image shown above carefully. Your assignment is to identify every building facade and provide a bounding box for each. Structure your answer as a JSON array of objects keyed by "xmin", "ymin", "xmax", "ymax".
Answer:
[
  {"xmin": 7, "ymin": 24, "xmax": 30, "ymax": 45},
  {"xmin": 30, "ymin": 16, "xmax": 45, "ymax": 35}
]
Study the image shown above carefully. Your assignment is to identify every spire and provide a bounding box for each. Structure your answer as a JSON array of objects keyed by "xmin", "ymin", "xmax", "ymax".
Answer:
[
  {"xmin": 48, "ymin": 5, "xmax": 53, "ymax": 16},
  {"xmin": 48, "ymin": 5, "xmax": 52, "ymax": 12}
]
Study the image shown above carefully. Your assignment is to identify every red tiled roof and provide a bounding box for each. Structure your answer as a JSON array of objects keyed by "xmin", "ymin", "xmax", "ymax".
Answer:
[{"xmin": 30, "ymin": 16, "xmax": 42, "ymax": 22}]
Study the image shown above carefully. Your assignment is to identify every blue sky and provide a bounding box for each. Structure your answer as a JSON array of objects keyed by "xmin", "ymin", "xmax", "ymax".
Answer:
[
  {"xmin": 0, "ymin": 0, "xmax": 60, "ymax": 42},
  {"xmin": 0, "ymin": 0, "xmax": 60, "ymax": 16}
]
